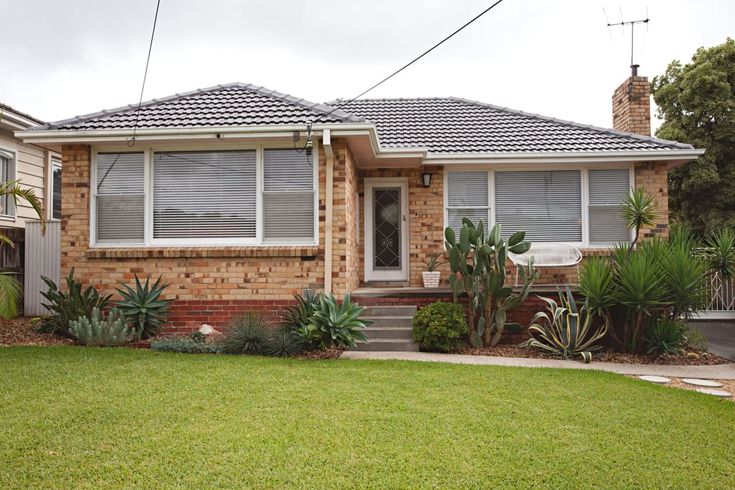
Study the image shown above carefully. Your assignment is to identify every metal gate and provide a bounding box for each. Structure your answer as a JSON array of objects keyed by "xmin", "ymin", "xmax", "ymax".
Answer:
[
  {"xmin": 696, "ymin": 272, "xmax": 735, "ymax": 320},
  {"xmin": 23, "ymin": 220, "xmax": 60, "ymax": 316}
]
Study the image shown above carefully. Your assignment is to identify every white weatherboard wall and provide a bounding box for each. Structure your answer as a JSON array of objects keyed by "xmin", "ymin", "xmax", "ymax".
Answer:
[{"xmin": 24, "ymin": 220, "xmax": 60, "ymax": 316}]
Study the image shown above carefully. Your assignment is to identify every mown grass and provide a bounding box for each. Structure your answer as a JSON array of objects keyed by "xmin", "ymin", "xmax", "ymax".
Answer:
[{"xmin": 1, "ymin": 346, "xmax": 734, "ymax": 489}]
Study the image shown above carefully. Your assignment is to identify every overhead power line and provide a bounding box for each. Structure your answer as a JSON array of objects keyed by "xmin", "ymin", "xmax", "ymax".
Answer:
[{"xmin": 313, "ymin": 0, "xmax": 507, "ymax": 125}]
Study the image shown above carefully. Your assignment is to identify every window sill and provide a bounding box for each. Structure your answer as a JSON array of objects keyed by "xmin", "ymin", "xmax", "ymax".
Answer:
[{"xmin": 86, "ymin": 246, "xmax": 319, "ymax": 259}]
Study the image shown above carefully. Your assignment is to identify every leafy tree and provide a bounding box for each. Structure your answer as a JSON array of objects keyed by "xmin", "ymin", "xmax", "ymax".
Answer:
[{"xmin": 651, "ymin": 38, "xmax": 735, "ymax": 234}]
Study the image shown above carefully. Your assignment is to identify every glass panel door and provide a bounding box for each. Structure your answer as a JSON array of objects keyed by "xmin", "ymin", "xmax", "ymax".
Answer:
[{"xmin": 373, "ymin": 187, "xmax": 402, "ymax": 271}]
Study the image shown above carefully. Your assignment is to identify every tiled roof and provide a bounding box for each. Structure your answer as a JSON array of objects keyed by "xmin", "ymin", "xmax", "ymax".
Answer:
[
  {"xmin": 336, "ymin": 97, "xmax": 694, "ymax": 153},
  {"xmin": 38, "ymin": 83, "xmax": 363, "ymax": 130}
]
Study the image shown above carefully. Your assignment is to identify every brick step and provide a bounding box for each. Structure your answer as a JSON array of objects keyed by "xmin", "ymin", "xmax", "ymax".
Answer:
[
  {"xmin": 364, "ymin": 326, "xmax": 414, "ymax": 340},
  {"xmin": 362, "ymin": 316, "xmax": 413, "ymax": 329},
  {"xmin": 361, "ymin": 306, "xmax": 417, "ymax": 317},
  {"xmin": 352, "ymin": 339, "xmax": 420, "ymax": 352}
]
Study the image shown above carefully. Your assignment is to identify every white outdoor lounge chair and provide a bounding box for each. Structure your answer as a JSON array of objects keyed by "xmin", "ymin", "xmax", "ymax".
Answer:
[{"xmin": 508, "ymin": 243, "xmax": 583, "ymax": 286}]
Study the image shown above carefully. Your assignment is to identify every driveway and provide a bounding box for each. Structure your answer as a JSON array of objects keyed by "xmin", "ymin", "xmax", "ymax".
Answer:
[{"xmin": 688, "ymin": 321, "xmax": 735, "ymax": 361}]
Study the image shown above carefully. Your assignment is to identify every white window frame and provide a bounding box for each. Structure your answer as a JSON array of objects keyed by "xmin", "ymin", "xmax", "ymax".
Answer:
[
  {"xmin": 50, "ymin": 157, "xmax": 62, "ymax": 221},
  {"xmin": 90, "ymin": 142, "xmax": 319, "ymax": 248},
  {"xmin": 443, "ymin": 164, "xmax": 635, "ymax": 248},
  {"xmin": 0, "ymin": 146, "xmax": 17, "ymax": 220}
]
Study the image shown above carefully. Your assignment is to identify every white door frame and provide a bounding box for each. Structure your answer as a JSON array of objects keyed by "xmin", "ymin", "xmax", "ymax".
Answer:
[{"xmin": 364, "ymin": 178, "xmax": 409, "ymax": 282}]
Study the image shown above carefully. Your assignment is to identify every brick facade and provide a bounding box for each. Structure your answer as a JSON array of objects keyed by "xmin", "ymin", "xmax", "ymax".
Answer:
[{"xmin": 612, "ymin": 74, "xmax": 651, "ymax": 136}]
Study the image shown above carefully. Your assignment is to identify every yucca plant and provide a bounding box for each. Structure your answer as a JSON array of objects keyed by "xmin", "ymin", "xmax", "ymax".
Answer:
[
  {"xmin": 116, "ymin": 275, "xmax": 172, "ymax": 340},
  {"xmin": 644, "ymin": 318, "xmax": 689, "ymax": 356},
  {"xmin": 703, "ymin": 228, "xmax": 735, "ymax": 279},
  {"xmin": 622, "ymin": 187, "xmax": 657, "ymax": 252},
  {"xmin": 307, "ymin": 294, "xmax": 369, "ymax": 349},
  {"xmin": 39, "ymin": 269, "xmax": 112, "ymax": 336},
  {"xmin": 522, "ymin": 286, "xmax": 607, "ymax": 363},
  {"xmin": 660, "ymin": 228, "xmax": 708, "ymax": 318},
  {"xmin": 68, "ymin": 307, "xmax": 134, "ymax": 346}
]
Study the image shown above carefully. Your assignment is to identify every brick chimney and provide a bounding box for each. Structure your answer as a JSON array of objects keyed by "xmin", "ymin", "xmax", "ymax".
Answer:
[{"xmin": 612, "ymin": 64, "xmax": 651, "ymax": 136}]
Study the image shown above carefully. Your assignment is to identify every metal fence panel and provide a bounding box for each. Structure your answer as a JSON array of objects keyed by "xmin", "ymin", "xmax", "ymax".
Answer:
[{"xmin": 23, "ymin": 220, "xmax": 60, "ymax": 316}]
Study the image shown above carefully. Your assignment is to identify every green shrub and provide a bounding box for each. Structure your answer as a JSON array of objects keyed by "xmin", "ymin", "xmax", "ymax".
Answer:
[
  {"xmin": 116, "ymin": 275, "xmax": 172, "ymax": 340},
  {"xmin": 151, "ymin": 337, "xmax": 221, "ymax": 354},
  {"xmin": 39, "ymin": 269, "xmax": 112, "ymax": 336},
  {"xmin": 220, "ymin": 313, "xmax": 271, "ymax": 355},
  {"xmin": 521, "ymin": 287, "xmax": 607, "ymax": 363},
  {"xmin": 412, "ymin": 302, "xmax": 468, "ymax": 353},
  {"xmin": 281, "ymin": 290, "xmax": 321, "ymax": 330},
  {"xmin": 68, "ymin": 307, "xmax": 134, "ymax": 346},
  {"xmin": 266, "ymin": 329, "xmax": 306, "ymax": 357},
  {"xmin": 644, "ymin": 319, "xmax": 689, "ymax": 356},
  {"xmin": 305, "ymin": 294, "xmax": 369, "ymax": 349}
]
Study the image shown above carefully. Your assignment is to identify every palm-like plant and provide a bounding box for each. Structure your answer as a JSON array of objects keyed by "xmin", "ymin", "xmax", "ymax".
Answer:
[
  {"xmin": 115, "ymin": 275, "xmax": 172, "ymax": 339},
  {"xmin": 0, "ymin": 179, "xmax": 45, "ymax": 319},
  {"xmin": 522, "ymin": 286, "xmax": 607, "ymax": 363},
  {"xmin": 622, "ymin": 187, "xmax": 657, "ymax": 252},
  {"xmin": 703, "ymin": 228, "xmax": 735, "ymax": 279}
]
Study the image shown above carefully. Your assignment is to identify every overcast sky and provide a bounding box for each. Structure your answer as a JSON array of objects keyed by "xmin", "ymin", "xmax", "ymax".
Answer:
[{"xmin": 2, "ymin": 0, "xmax": 732, "ymax": 132}]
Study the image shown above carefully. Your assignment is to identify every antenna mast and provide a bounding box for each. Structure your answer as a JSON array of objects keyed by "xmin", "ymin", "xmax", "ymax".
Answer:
[{"xmin": 606, "ymin": 12, "xmax": 650, "ymax": 71}]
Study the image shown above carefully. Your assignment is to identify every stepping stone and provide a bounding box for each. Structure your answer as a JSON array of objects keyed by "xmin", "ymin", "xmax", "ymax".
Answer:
[
  {"xmin": 682, "ymin": 378, "xmax": 723, "ymax": 388},
  {"xmin": 695, "ymin": 388, "xmax": 731, "ymax": 398},
  {"xmin": 639, "ymin": 375, "xmax": 671, "ymax": 384}
]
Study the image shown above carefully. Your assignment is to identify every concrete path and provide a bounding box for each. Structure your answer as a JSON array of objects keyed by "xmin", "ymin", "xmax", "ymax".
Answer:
[
  {"xmin": 688, "ymin": 321, "xmax": 735, "ymax": 361},
  {"xmin": 341, "ymin": 351, "xmax": 735, "ymax": 379}
]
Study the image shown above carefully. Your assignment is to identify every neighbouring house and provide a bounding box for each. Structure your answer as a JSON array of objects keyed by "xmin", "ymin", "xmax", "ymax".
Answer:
[
  {"xmin": 0, "ymin": 103, "xmax": 62, "ymax": 288},
  {"xmin": 17, "ymin": 67, "xmax": 703, "ymax": 333}
]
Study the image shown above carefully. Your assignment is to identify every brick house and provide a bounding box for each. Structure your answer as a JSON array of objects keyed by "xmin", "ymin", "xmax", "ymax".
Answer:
[{"xmin": 17, "ymin": 69, "xmax": 703, "ymax": 334}]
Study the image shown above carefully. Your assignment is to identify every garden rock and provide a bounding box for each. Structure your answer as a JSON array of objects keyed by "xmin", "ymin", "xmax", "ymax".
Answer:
[{"xmin": 199, "ymin": 324, "xmax": 221, "ymax": 336}]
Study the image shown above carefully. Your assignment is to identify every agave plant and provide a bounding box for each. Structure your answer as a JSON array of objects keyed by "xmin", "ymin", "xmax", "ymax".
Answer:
[
  {"xmin": 39, "ymin": 269, "xmax": 112, "ymax": 335},
  {"xmin": 281, "ymin": 290, "xmax": 321, "ymax": 330},
  {"xmin": 522, "ymin": 286, "xmax": 607, "ymax": 363},
  {"xmin": 306, "ymin": 294, "xmax": 369, "ymax": 349},
  {"xmin": 116, "ymin": 275, "xmax": 173, "ymax": 340}
]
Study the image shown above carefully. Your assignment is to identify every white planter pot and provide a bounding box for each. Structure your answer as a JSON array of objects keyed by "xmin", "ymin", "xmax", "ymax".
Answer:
[{"xmin": 422, "ymin": 271, "xmax": 441, "ymax": 288}]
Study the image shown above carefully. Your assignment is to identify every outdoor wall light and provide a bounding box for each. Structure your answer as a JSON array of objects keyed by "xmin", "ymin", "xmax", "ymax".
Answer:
[{"xmin": 421, "ymin": 171, "xmax": 432, "ymax": 188}]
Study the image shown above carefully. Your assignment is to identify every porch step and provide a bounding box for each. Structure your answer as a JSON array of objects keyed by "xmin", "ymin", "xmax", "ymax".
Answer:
[
  {"xmin": 361, "ymin": 306, "xmax": 417, "ymax": 317},
  {"xmin": 352, "ymin": 339, "xmax": 420, "ymax": 352},
  {"xmin": 362, "ymin": 281, "xmax": 410, "ymax": 288},
  {"xmin": 355, "ymin": 305, "xmax": 419, "ymax": 351},
  {"xmin": 363, "ymin": 326, "xmax": 413, "ymax": 340}
]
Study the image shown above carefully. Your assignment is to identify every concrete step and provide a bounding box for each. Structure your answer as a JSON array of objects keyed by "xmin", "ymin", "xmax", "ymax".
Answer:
[
  {"xmin": 364, "ymin": 326, "xmax": 414, "ymax": 340},
  {"xmin": 362, "ymin": 316, "xmax": 413, "ymax": 329},
  {"xmin": 361, "ymin": 305, "xmax": 417, "ymax": 317},
  {"xmin": 353, "ymin": 339, "xmax": 420, "ymax": 352}
]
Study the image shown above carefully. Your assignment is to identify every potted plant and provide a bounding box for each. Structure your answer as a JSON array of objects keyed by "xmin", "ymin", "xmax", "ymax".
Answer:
[{"xmin": 422, "ymin": 253, "xmax": 444, "ymax": 288}]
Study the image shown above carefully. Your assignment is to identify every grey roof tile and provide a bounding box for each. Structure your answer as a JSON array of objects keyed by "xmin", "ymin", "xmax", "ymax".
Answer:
[
  {"xmin": 336, "ymin": 97, "xmax": 694, "ymax": 153},
  {"xmin": 38, "ymin": 83, "xmax": 363, "ymax": 130}
]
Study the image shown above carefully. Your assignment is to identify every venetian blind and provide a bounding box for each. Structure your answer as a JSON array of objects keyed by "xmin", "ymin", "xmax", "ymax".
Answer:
[
  {"xmin": 588, "ymin": 169, "xmax": 631, "ymax": 244},
  {"xmin": 446, "ymin": 171, "xmax": 490, "ymax": 236},
  {"xmin": 96, "ymin": 152, "xmax": 144, "ymax": 243},
  {"xmin": 495, "ymin": 170, "xmax": 582, "ymax": 242},
  {"xmin": 263, "ymin": 149, "xmax": 315, "ymax": 241},
  {"xmin": 153, "ymin": 150, "xmax": 256, "ymax": 239}
]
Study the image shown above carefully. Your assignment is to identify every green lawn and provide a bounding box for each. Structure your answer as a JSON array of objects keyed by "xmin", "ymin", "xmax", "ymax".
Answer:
[{"xmin": 1, "ymin": 347, "xmax": 734, "ymax": 489}]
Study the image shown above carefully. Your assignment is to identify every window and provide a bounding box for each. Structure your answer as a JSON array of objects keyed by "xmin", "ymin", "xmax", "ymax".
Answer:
[
  {"xmin": 95, "ymin": 152, "xmax": 145, "ymax": 243},
  {"xmin": 446, "ymin": 171, "xmax": 490, "ymax": 236},
  {"xmin": 496, "ymin": 170, "xmax": 582, "ymax": 242},
  {"xmin": 52, "ymin": 159, "xmax": 62, "ymax": 220},
  {"xmin": 588, "ymin": 169, "xmax": 631, "ymax": 244},
  {"xmin": 153, "ymin": 150, "xmax": 256, "ymax": 239},
  {"xmin": 0, "ymin": 149, "xmax": 15, "ymax": 217},
  {"xmin": 92, "ymin": 147, "xmax": 317, "ymax": 246},
  {"xmin": 445, "ymin": 168, "xmax": 631, "ymax": 246},
  {"xmin": 263, "ymin": 149, "xmax": 315, "ymax": 241}
]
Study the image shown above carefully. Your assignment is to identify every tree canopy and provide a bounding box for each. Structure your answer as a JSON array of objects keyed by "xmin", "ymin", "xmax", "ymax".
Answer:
[{"xmin": 651, "ymin": 38, "xmax": 735, "ymax": 234}]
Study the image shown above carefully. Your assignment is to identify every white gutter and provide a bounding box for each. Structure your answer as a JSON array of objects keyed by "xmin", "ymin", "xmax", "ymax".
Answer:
[{"xmin": 424, "ymin": 148, "xmax": 705, "ymax": 164}]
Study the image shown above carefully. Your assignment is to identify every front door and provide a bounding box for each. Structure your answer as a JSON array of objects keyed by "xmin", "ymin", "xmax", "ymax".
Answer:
[{"xmin": 364, "ymin": 179, "xmax": 408, "ymax": 282}]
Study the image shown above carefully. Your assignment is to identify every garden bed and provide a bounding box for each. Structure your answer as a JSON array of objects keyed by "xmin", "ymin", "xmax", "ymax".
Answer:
[
  {"xmin": 457, "ymin": 345, "xmax": 730, "ymax": 366},
  {"xmin": 0, "ymin": 317, "xmax": 72, "ymax": 347}
]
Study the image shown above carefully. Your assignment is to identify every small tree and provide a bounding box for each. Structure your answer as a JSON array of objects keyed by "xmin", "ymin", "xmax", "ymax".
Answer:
[{"xmin": 0, "ymin": 179, "xmax": 45, "ymax": 318}]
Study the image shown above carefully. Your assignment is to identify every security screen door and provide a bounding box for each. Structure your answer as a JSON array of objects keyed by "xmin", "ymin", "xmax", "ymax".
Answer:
[{"xmin": 364, "ymin": 179, "xmax": 408, "ymax": 282}]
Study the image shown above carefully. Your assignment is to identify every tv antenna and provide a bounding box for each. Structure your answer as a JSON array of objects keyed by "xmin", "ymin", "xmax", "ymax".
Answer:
[{"xmin": 604, "ymin": 8, "xmax": 650, "ymax": 71}]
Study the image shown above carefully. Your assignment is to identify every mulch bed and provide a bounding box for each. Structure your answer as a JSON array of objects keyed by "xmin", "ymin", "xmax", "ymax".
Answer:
[
  {"xmin": 0, "ymin": 317, "xmax": 73, "ymax": 347},
  {"xmin": 294, "ymin": 347, "xmax": 344, "ymax": 360},
  {"xmin": 457, "ymin": 345, "xmax": 731, "ymax": 366}
]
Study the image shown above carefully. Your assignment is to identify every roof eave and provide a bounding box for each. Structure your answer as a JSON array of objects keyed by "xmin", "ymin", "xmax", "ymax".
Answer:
[{"xmin": 422, "ymin": 149, "xmax": 705, "ymax": 165}]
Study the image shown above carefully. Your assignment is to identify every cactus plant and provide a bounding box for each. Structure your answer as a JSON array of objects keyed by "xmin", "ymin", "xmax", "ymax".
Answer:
[
  {"xmin": 445, "ymin": 219, "xmax": 538, "ymax": 347},
  {"xmin": 68, "ymin": 307, "xmax": 134, "ymax": 346}
]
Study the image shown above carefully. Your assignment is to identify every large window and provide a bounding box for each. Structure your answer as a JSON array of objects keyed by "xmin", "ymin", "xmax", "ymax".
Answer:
[
  {"xmin": 0, "ymin": 149, "xmax": 16, "ymax": 217},
  {"xmin": 93, "ymin": 147, "xmax": 316, "ymax": 246},
  {"xmin": 446, "ymin": 168, "xmax": 631, "ymax": 246}
]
